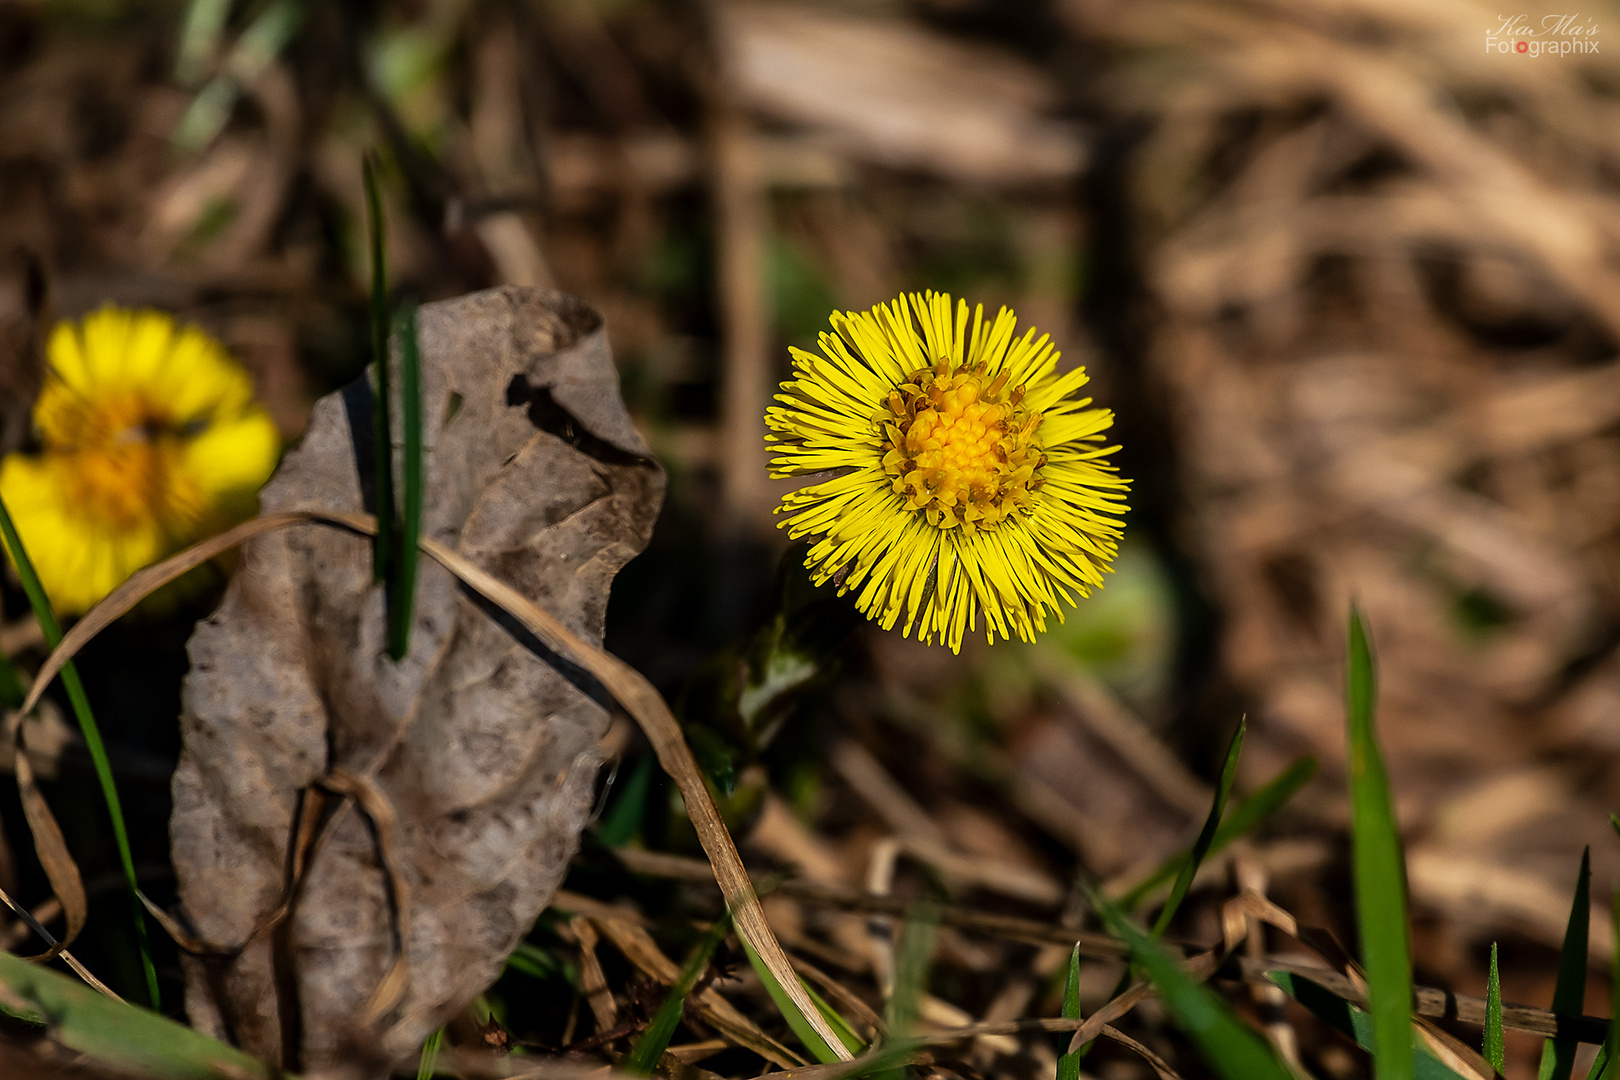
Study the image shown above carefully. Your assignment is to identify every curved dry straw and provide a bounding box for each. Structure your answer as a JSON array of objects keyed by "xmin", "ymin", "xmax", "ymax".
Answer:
[{"xmin": 11, "ymin": 508, "xmax": 853, "ymax": 1060}]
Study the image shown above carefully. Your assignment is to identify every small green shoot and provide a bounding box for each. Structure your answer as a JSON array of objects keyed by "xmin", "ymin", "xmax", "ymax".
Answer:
[
  {"xmin": 416, "ymin": 1026, "xmax": 444, "ymax": 1080},
  {"xmin": 886, "ymin": 902, "xmax": 938, "ymax": 1040},
  {"xmin": 626, "ymin": 913, "xmax": 733, "ymax": 1074},
  {"xmin": 387, "ymin": 302, "xmax": 423, "ymax": 661},
  {"xmin": 1089, "ymin": 886, "xmax": 1294, "ymax": 1080},
  {"xmin": 1057, "ymin": 944, "xmax": 1083, "ymax": 1080},
  {"xmin": 597, "ymin": 753, "xmax": 655, "ymax": 847},
  {"xmin": 504, "ymin": 941, "xmax": 563, "ymax": 980},
  {"xmin": 1347, "ymin": 605, "xmax": 1414, "ymax": 1080},
  {"xmin": 364, "ymin": 153, "xmax": 394, "ymax": 589},
  {"xmin": 1539, "ymin": 848, "xmax": 1590, "ymax": 1080},
  {"xmin": 1118, "ymin": 754, "xmax": 1317, "ymax": 909},
  {"xmin": 0, "ymin": 493, "xmax": 159, "ymax": 1009},
  {"xmin": 1154, "ymin": 718, "xmax": 1245, "ymax": 937},
  {"xmin": 1485, "ymin": 942, "xmax": 1505, "ymax": 1075}
]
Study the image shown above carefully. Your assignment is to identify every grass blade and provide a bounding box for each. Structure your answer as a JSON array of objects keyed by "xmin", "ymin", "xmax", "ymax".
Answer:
[
  {"xmin": 740, "ymin": 934, "xmax": 846, "ymax": 1063},
  {"xmin": 416, "ymin": 1026, "xmax": 443, "ymax": 1080},
  {"xmin": 0, "ymin": 494, "xmax": 158, "ymax": 1008},
  {"xmin": 1089, "ymin": 885, "xmax": 1294, "ymax": 1080},
  {"xmin": 1485, "ymin": 942, "xmax": 1505, "ymax": 1075},
  {"xmin": 886, "ymin": 902, "xmax": 938, "ymax": 1040},
  {"xmin": 386, "ymin": 302, "xmax": 422, "ymax": 661},
  {"xmin": 363, "ymin": 153, "xmax": 394, "ymax": 589},
  {"xmin": 173, "ymin": 0, "xmax": 234, "ymax": 85},
  {"xmin": 597, "ymin": 753, "xmax": 655, "ymax": 847},
  {"xmin": 0, "ymin": 949, "xmax": 274, "ymax": 1078},
  {"xmin": 803, "ymin": 983, "xmax": 866, "ymax": 1057},
  {"xmin": 626, "ymin": 912, "xmax": 733, "ymax": 1074},
  {"xmin": 1270, "ymin": 972, "xmax": 1474, "ymax": 1080},
  {"xmin": 1153, "ymin": 719, "xmax": 1245, "ymax": 937},
  {"xmin": 172, "ymin": 0, "xmax": 304, "ymax": 150},
  {"xmin": 1057, "ymin": 944, "xmax": 1083, "ymax": 1080},
  {"xmin": 1118, "ymin": 754, "xmax": 1317, "ymax": 909},
  {"xmin": 1539, "ymin": 848, "xmax": 1591, "ymax": 1080},
  {"xmin": 1598, "ymin": 889, "xmax": 1620, "ymax": 1080},
  {"xmin": 1347, "ymin": 605, "xmax": 1414, "ymax": 1080}
]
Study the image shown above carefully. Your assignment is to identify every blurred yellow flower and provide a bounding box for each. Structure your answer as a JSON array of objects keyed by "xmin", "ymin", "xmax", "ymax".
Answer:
[
  {"xmin": 0, "ymin": 307, "xmax": 280, "ymax": 615},
  {"xmin": 768, "ymin": 291, "xmax": 1129, "ymax": 653}
]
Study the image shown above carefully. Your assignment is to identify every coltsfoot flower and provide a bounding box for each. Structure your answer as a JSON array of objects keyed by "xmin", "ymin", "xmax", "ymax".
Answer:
[
  {"xmin": 0, "ymin": 306, "xmax": 281, "ymax": 615},
  {"xmin": 767, "ymin": 291, "xmax": 1129, "ymax": 653}
]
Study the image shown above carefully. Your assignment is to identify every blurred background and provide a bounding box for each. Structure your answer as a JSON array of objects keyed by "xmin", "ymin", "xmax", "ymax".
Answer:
[{"xmin": 3, "ymin": 0, "xmax": 1620, "ymax": 1074}]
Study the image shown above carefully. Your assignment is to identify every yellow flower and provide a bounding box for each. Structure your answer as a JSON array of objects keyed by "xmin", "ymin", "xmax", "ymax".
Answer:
[
  {"xmin": 0, "ymin": 306, "xmax": 281, "ymax": 615},
  {"xmin": 767, "ymin": 291, "xmax": 1129, "ymax": 653}
]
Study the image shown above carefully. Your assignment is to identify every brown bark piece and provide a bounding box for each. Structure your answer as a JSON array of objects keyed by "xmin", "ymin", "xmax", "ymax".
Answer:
[{"xmin": 170, "ymin": 287, "xmax": 663, "ymax": 1072}]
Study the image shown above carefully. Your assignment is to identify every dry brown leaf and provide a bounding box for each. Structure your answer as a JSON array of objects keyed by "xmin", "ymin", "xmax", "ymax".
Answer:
[{"xmin": 169, "ymin": 287, "xmax": 663, "ymax": 1071}]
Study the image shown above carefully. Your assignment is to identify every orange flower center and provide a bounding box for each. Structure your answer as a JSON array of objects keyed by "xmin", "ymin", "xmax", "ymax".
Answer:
[
  {"xmin": 878, "ymin": 358, "xmax": 1046, "ymax": 534},
  {"xmin": 52, "ymin": 391, "xmax": 200, "ymax": 533}
]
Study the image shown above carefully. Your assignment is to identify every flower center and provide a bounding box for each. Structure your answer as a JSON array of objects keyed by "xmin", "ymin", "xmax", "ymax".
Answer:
[
  {"xmin": 55, "ymin": 393, "xmax": 200, "ymax": 532},
  {"xmin": 878, "ymin": 357, "xmax": 1046, "ymax": 534}
]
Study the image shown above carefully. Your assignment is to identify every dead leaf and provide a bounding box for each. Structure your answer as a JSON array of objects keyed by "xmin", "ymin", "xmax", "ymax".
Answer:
[{"xmin": 169, "ymin": 286, "xmax": 664, "ymax": 1072}]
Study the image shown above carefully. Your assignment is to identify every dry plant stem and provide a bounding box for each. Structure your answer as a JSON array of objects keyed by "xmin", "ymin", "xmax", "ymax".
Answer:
[
  {"xmin": 0, "ymin": 881, "xmax": 119, "ymax": 999},
  {"xmin": 1100, "ymin": 1024, "xmax": 1184, "ymax": 1080},
  {"xmin": 14, "ymin": 508, "xmax": 853, "ymax": 1062},
  {"xmin": 611, "ymin": 847, "xmax": 1615, "ymax": 1044},
  {"xmin": 566, "ymin": 915, "xmax": 619, "ymax": 1032},
  {"xmin": 586, "ymin": 910, "xmax": 803, "ymax": 1067},
  {"xmin": 4, "ymin": 710, "xmax": 85, "ymax": 963},
  {"xmin": 317, "ymin": 767, "xmax": 411, "ymax": 1024}
]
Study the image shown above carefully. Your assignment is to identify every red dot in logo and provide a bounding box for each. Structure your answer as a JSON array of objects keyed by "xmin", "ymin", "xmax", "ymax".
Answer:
[{"xmin": 1516, "ymin": 40, "xmax": 1528, "ymax": 52}]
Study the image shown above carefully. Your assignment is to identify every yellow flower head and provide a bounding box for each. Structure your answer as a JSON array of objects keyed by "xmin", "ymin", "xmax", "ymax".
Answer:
[
  {"xmin": 767, "ymin": 291, "xmax": 1130, "ymax": 653},
  {"xmin": 0, "ymin": 306, "xmax": 281, "ymax": 615}
]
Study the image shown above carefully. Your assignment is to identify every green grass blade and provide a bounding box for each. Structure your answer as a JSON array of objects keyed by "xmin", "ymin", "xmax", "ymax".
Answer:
[
  {"xmin": 1153, "ymin": 718, "xmax": 1245, "ymax": 937},
  {"xmin": 1347, "ymin": 605, "xmax": 1413, "ymax": 1080},
  {"xmin": 173, "ymin": 0, "xmax": 234, "ymax": 85},
  {"xmin": 1118, "ymin": 754, "xmax": 1317, "ymax": 909},
  {"xmin": 1539, "ymin": 848, "xmax": 1591, "ymax": 1080},
  {"xmin": 0, "ymin": 494, "xmax": 158, "ymax": 1009},
  {"xmin": 1089, "ymin": 886, "xmax": 1294, "ymax": 1080},
  {"xmin": 1599, "ymin": 889, "xmax": 1620, "ymax": 1080},
  {"xmin": 1269, "ymin": 972, "xmax": 1473, "ymax": 1080},
  {"xmin": 363, "ymin": 153, "xmax": 394, "ymax": 589},
  {"xmin": 1485, "ymin": 942, "xmax": 1505, "ymax": 1075},
  {"xmin": 416, "ymin": 1026, "xmax": 443, "ymax": 1080},
  {"xmin": 597, "ymin": 753, "xmax": 655, "ymax": 847},
  {"xmin": 386, "ymin": 302, "xmax": 422, "ymax": 661},
  {"xmin": 625, "ymin": 913, "xmax": 733, "ymax": 1074},
  {"xmin": 504, "ymin": 941, "xmax": 561, "ymax": 980},
  {"xmin": 1057, "ymin": 944, "xmax": 1083, "ymax": 1080},
  {"xmin": 740, "ymin": 935, "xmax": 842, "ymax": 1064},
  {"xmin": 886, "ymin": 903, "xmax": 938, "ymax": 1040},
  {"xmin": 804, "ymin": 983, "xmax": 866, "ymax": 1057},
  {"xmin": 0, "ymin": 948, "xmax": 271, "ymax": 1077}
]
